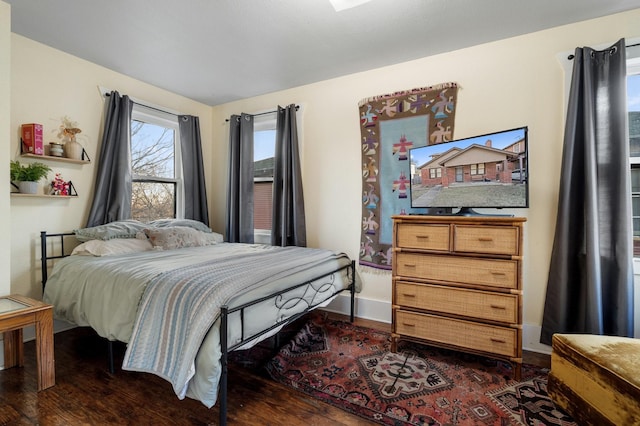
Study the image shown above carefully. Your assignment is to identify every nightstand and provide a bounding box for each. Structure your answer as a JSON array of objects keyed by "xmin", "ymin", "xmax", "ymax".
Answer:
[{"xmin": 0, "ymin": 294, "xmax": 55, "ymax": 390}]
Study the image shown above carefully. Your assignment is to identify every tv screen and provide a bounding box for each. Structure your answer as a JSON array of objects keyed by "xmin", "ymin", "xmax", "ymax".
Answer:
[{"xmin": 409, "ymin": 126, "xmax": 528, "ymax": 213}]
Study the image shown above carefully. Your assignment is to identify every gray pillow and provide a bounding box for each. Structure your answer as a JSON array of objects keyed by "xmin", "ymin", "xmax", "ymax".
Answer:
[
  {"xmin": 74, "ymin": 220, "xmax": 147, "ymax": 242},
  {"xmin": 147, "ymin": 218, "xmax": 212, "ymax": 233}
]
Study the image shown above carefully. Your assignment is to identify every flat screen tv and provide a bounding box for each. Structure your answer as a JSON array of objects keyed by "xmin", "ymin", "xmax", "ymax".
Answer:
[{"xmin": 409, "ymin": 126, "xmax": 528, "ymax": 215}]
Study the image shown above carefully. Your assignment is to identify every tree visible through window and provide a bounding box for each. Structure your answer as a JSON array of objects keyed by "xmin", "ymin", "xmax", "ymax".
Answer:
[{"xmin": 130, "ymin": 106, "xmax": 182, "ymax": 222}]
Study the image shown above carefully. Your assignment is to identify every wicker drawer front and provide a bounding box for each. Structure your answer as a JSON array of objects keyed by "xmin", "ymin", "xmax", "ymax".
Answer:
[
  {"xmin": 395, "ymin": 281, "xmax": 518, "ymax": 323},
  {"xmin": 395, "ymin": 310, "xmax": 518, "ymax": 357},
  {"xmin": 395, "ymin": 253, "xmax": 518, "ymax": 289},
  {"xmin": 453, "ymin": 225, "xmax": 519, "ymax": 255},
  {"xmin": 396, "ymin": 223, "xmax": 449, "ymax": 251}
]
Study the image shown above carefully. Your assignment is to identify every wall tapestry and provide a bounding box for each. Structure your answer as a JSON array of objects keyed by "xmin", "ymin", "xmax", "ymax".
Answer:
[{"xmin": 359, "ymin": 82, "xmax": 458, "ymax": 272}]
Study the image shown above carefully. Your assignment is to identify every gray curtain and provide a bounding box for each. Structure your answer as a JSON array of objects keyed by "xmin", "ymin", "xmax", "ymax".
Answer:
[
  {"xmin": 540, "ymin": 39, "xmax": 634, "ymax": 345},
  {"xmin": 86, "ymin": 91, "xmax": 133, "ymax": 227},
  {"xmin": 226, "ymin": 113, "xmax": 254, "ymax": 243},
  {"xmin": 271, "ymin": 104, "xmax": 307, "ymax": 247},
  {"xmin": 179, "ymin": 115, "xmax": 209, "ymax": 226}
]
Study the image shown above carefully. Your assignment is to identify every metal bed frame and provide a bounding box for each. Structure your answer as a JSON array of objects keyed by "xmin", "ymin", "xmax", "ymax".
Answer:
[{"xmin": 40, "ymin": 231, "xmax": 356, "ymax": 426}]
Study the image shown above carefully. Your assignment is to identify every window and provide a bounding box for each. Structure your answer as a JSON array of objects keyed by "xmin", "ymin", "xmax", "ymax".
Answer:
[
  {"xmin": 470, "ymin": 163, "xmax": 485, "ymax": 175},
  {"xmin": 253, "ymin": 114, "xmax": 277, "ymax": 244},
  {"xmin": 628, "ymin": 57, "xmax": 640, "ymax": 256},
  {"xmin": 130, "ymin": 105, "xmax": 182, "ymax": 222},
  {"xmin": 429, "ymin": 168, "xmax": 441, "ymax": 179}
]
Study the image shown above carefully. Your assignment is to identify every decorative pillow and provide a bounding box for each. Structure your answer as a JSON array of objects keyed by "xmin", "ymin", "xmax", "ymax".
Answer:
[
  {"xmin": 147, "ymin": 218, "xmax": 213, "ymax": 233},
  {"xmin": 74, "ymin": 220, "xmax": 147, "ymax": 242},
  {"xmin": 143, "ymin": 226, "xmax": 222, "ymax": 250},
  {"xmin": 71, "ymin": 238, "xmax": 153, "ymax": 257}
]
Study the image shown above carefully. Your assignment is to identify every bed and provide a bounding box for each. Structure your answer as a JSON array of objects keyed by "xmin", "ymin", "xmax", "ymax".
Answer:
[{"xmin": 40, "ymin": 219, "xmax": 357, "ymax": 425}]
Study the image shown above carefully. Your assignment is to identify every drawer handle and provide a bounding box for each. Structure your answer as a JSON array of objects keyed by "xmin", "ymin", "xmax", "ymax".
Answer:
[
  {"xmin": 490, "ymin": 304, "xmax": 507, "ymax": 310},
  {"xmin": 402, "ymin": 293, "xmax": 417, "ymax": 298},
  {"xmin": 402, "ymin": 323, "xmax": 416, "ymax": 327},
  {"xmin": 490, "ymin": 338, "xmax": 506, "ymax": 343},
  {"xmin": 416, "ymin": 235, "xmax": 430, "ymax": 239},
  {"xmin": 490, "ymin": 271, "xmax": 507, "ymax": 276},
  {"xmin": 478, "ymin": 237, "xmax": 494, "ymax": 242},
  {"xmin": 403, "ymin": 263, "xmax": 416, "ymax": 268}
]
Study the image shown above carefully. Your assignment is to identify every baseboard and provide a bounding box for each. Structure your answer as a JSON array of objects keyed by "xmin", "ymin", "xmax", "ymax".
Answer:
[
  {"xmin": 323, "ymin": 294, "xmax": 553, "ymax": 355},
  {"xmin": 523, "ymin": 324, "xmax": 552, "ymax": 355},
  {"xmin": 323, "ymin": 293, "xmax": 391, "ymax": 324}
]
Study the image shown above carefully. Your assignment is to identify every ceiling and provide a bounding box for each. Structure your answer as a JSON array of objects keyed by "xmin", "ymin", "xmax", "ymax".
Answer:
[{"xmin": 6, "ymin": 0, "xmax": 640, "ymax": 106}]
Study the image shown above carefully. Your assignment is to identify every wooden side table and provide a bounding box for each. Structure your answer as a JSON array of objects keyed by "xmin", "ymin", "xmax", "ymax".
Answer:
[{"xmin": 0, "ymin": 294, "xmax": 55, "ymax": 390}]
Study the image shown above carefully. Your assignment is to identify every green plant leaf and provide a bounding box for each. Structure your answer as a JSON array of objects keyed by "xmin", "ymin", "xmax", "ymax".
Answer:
[{"xmin": 9, "ymin": 160, "xmax": 52, "ymax": 182}]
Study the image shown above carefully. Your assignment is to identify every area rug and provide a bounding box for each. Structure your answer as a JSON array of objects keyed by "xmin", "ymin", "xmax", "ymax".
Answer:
[{"xmin": 265, "ymin": 314, "xmax": 576, "ymax": 426}]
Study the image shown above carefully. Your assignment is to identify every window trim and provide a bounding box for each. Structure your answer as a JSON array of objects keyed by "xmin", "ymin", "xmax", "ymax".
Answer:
[
  {"xmin": 130, "ymin": 104, "xmax": 184, "ymax": 219},
  {"xmin": 253, "ymin": 113, "xmax": 277, "ymax": 243}
]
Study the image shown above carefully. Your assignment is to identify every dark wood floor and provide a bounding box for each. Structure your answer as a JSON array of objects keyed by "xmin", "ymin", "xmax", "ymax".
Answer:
[{"xmin": 0, "ymin": 313, "xmax": 550, "ymax": 425}]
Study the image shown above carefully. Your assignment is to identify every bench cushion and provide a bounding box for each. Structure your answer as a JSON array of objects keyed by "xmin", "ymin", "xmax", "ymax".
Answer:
[{"xmin": 548, "ymin": 334, "xmax": 640, "ymax": 426}]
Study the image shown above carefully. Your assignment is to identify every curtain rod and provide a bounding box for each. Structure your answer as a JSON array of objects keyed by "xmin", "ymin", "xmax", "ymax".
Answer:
[
  {"xmin": 225, "ymin": 105, "xmax": 299, "ymax": 122},
  {"xmin": 104, "ymin": 91, "xmax": 181, "ymax": 117},
  {"xmin": 567, "ymin": 42, "xmax": 640, "ymax": 60}
]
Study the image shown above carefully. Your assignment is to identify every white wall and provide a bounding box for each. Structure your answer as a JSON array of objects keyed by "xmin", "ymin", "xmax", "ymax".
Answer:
[
  {"xmin": 9, "ymin": 34, "xmax": 214, "ymax": 299},
  {"xmin": 0, "ymin": 2, "xmax": 11, "ymax": 296},
  {"xmin": 211, "ymin": 9, "xmax": 640, "ymax": 352}
]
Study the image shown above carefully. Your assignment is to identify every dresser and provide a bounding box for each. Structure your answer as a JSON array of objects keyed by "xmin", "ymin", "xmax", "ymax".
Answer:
[{"xmin": 391, "ymin": 215, "xmax": 526, "ymax": 379}]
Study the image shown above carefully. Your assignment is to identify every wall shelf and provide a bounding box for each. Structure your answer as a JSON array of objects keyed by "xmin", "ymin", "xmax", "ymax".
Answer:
[
  {"xmin": 11, "ymin": 193, "xmax": 77, "ymax": 199},
  {"xmin": 20, "ymin": 153, "xmax": 90, "ymax": 165}
]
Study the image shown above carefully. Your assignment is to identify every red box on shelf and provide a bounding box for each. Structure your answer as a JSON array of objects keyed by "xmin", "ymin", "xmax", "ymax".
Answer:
[{"xmin": 21, "ymin": 123, "xmax": 44, "ymax": 155}]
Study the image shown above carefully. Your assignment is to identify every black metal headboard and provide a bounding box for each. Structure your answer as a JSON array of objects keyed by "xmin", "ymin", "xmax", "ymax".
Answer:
[{"xmin": 40, "ymin": 231, "xmax": 75, "ymax": 291}]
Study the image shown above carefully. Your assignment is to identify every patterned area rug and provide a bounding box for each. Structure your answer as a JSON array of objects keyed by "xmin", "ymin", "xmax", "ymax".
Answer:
[{"xmin": 264, "ymin": 314, "xmax": 576, "ymax": 426}]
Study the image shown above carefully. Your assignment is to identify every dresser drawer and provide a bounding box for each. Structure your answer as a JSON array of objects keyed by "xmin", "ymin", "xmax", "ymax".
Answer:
[
  {"xmin": 395, "ymin": 310, "xmax": 518, "ymax": 357},
  {"xmin": 395, "ymin": 281, "xmax": 518, "ymax": 323},
  {"xmin": 395, "ymin": 252, "xmax": 518, "ymax": 289},
  {"xmin": 396, "ymin": 223, "xmax": 449, "ymax": 251},
  {"xmin": 453, "ymin": 225, "xmax": 519, "ymax": 255}
]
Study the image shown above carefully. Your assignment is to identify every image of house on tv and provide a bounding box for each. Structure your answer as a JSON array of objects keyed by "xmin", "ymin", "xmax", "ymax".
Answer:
[{"xmin": 416, "ymin": 136, "xmax": 527, "ymax": 187}]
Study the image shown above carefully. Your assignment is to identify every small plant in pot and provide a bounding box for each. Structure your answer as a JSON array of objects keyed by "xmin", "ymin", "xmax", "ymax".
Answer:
[{"xmin": 10, "ymin": 160, "xmax": 52, "ymax": 194}]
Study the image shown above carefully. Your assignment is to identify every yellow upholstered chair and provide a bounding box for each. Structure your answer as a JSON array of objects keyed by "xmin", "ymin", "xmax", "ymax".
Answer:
[{"xmin": 548, "ymin": 334, "xmax": 640, "ymax": 425}]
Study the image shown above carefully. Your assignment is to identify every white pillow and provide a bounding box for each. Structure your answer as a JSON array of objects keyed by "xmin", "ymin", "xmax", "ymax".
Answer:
[{"xmin": 71, "ymin": 238, "xmax": 153, "ymax": 257}]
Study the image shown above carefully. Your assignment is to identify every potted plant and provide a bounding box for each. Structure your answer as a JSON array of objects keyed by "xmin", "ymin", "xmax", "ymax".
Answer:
[{"xmin": 10, "ymin": 160, "xmax": 52, "ymax": 194}]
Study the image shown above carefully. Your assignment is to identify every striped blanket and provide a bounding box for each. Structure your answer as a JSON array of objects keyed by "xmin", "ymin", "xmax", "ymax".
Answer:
[{"xmin": 122, "ymin": 245, "xmax": 342, "ymax": 401}]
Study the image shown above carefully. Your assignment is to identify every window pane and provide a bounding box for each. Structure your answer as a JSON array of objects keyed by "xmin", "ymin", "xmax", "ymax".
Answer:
[
  {"xmin": 633, "ymin": 162, "xmax": 640, "ymax": 256},
  {"xmin": 628, "ymin": 73, "xmax": 640, "ymax": 256},
  {"xmin": 131, "ymin": 182, "xmax": 176, "ymax": 222},
  {"xmin": 254, "ymin": 128, "xmax": 276, "ymax": 237},
  {"xmin": 629, "ymin": 74, "xmax": 640, "ymax": 156},
  {"xmin": 131, "ymin": 120, "xmax": 175, "ymax": 178},
  {"xmin": 255, "ymin": 129, "xmax": 276, "ymax": 160}
]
